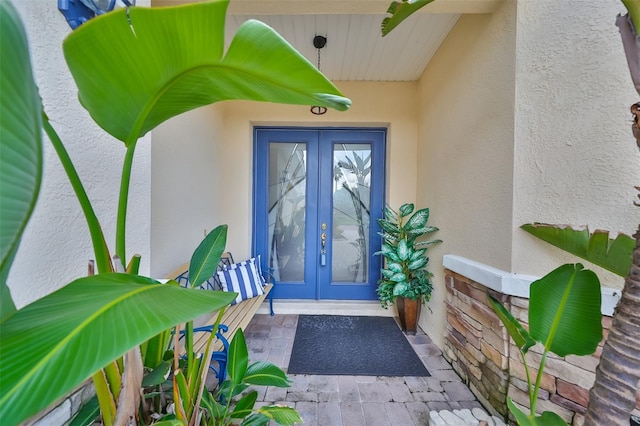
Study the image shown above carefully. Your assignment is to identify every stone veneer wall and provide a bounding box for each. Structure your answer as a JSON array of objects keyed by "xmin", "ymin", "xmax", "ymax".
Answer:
[{"xmin": 443, "ymin": 269, "xmax": 640, "ymax": 425}]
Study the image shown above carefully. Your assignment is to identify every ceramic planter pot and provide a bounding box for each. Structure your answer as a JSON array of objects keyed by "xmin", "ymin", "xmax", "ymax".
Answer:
[{"xmin": 396, "ymin": 296, "xmax": 421, "ymax": 335}]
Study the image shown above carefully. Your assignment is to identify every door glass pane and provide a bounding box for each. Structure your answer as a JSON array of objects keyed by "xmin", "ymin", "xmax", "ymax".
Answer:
[
  {"xmin": 268, "ymin": 143, "xmax": 306, "ymax": 282},
  {"xmin": 332, "ymin": 144, "xmax": 371, "ymax": 283}
]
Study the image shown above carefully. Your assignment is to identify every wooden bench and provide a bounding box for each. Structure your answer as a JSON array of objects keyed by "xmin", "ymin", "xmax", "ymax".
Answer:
[{"xmin": 165, "ymin": 252, "xmax": 274, "ymax": 381}]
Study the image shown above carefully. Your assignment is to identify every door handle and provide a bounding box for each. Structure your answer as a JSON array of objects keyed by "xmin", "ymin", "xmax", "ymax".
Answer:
[{"xmin": 320, "ymin": 225, "xmax": 327, "ymax": 266}]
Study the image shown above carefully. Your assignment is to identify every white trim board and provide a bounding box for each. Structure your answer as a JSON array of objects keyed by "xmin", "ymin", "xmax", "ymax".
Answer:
[
  {"xmin": 257, "ymin": 300, "xmax": 395, "ymax": 317},
  {"xmin": 442, "ymin": 254, "xmax": 621, "ymax": 317}
]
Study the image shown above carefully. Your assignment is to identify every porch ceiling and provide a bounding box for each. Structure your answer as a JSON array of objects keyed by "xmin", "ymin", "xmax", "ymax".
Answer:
[{"xmin": 150, "ymin": 0, "xmax": 503, "ymax": 82}]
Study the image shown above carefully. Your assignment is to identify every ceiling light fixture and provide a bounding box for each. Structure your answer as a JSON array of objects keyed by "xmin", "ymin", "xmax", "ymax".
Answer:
[{"xmin": 310, "ymin": 35, "xmax": 328, "ymax": 116}]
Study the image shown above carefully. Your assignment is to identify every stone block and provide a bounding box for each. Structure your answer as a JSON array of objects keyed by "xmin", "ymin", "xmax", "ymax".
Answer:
[
  {"xmin": 318, "ymin": 402, "xmax": 342, "ymax": 425},
  {"xmin": 464, "ymin": 342, "xmax": 486, "ymax": 366},
  {"xmin": 556, "ymin": 379, "xmax": 589, "ymax": 408},
  {"xmin": 543, "ymin": 356, "xmax": 596, "ymax": 390},
  {"xmin": 443, "ymin": 381, "xmax": 477, "ymax": 402},
  {"xmin": 340, "ymin": 402, "xmax": 365, "ymax": 425},
  {"xmin": 468, "ymin": 363, "xmax": 483, "ymax": 381},
  {"xmin": 363, "ymin": 401, "xmax": 392, "ymax": 426},
  {"xmin": 413, "ymin": 391, "xmax": 447, "ymax": 402},
  {"xmin": 471, "ymin": 299, "xmax": 501, "ymax": 327},
  {"xmin": 550, "ymin": 394, "xmax": 586, "ymax": 414},
  {"xmin": 454, "ymin": 408, "xmax": 480, "ymax": 424},
  {"xmin": 358, "ymin": 382, "xmax": 393, "ymax": 402},
  {"xmin": 295, "ymin": 401, "xmax": 318, "ymax": 425},
  {"xmin": 510, "ymin": 305, "xmax": 529, "ymax": 323},
  {"xmin": 406, "ymin": 401, "xmax": 435, "ymax": 425},
  {"xmin": 508, "ymin": 385, "xmax": 573, "ymax": 423},
  {"xmin": 481, "ymin": 341, "xmax": 509, "ymax": 370},
  {"xmin": 452, "ymin": 279, "xmax": 490, "ymax": 305},
  {"xmin": 480, "ymin": 359, "xmax": 510, "ymax": 385},
  {"xmin": 564, "ymin": 354, "xmax": 600, "ymax": 372},
  {"xmin": 510, "ymin": 296, "xmax": 529, "ymax": 309},
  {"xmin": 429, "ymin": 410, "xmax": 447, "ymax": 425},
  {"xmin": 388, "ymin": 382, "xmax": 414, "ymax": 402},
  {"xmin": 384, "ymin": 402, "xmax": 414, "ymax": 425},
  {"xmin": 482, "ymin": 327, "xmax": 509, "ymax": 356},
  {"xmin": 510, "ymin": 357, "xmax": 556, "ymax": 393},
  {"xmin": 448, "ymin": 310, "xmax": 482, "ymax": 338},
  {"xmin": 509, "ymin": 376, "xmax": 549, "ymax": 400}
]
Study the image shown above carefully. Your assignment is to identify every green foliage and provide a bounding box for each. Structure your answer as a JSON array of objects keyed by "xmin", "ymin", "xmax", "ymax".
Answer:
[
  {"xmin": 62, "ymin": 0, "xmax": 350, "ymax": 146},
  {"xmin": 0, "ymin": 274, "xmax": 236, "ymax": 423},
  {"xmin": 521, "ymin": 223, "xmax": 634, "ymax": 277},
  {"xmin": 0, "ymin": 0, "xmax": 349, "ymax": 423},
  {"xmin": 381, "ymin": 0, "xmax": 436, "ymax": 36},
  {"xmin": 203, "ymin": 329, "xmax": 301, "ymax": 426},
  {"xmin": 375, "ymin": 203, "xmax": 441, "ymax": 308},
  {"xmin": 489, "ymin": 263, "xmax": 602, "ymax": 424},
  {"xmin": 0, "ymin": 0, "xmax": 42, "ymax": 320},
  {"xmin": 189, "ymin": 225, "xmax": 228, "ymax": 288}
]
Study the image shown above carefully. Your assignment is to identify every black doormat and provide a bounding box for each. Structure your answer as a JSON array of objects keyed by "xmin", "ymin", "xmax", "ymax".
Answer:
[{"xmin": 287, "ymin": 315, "xmax": 430, "ymax": 377}]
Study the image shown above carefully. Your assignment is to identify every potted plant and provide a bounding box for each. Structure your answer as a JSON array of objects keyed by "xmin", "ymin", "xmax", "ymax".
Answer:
[{"xmin": 375, "ymin": 203, "xmax": 441, "ymax": 334}]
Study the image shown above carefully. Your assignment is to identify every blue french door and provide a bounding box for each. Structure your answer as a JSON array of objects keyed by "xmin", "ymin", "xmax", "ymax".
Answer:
[{"xmin": 253, "ymin": 127, "xmax": 386, "ymax": 300}]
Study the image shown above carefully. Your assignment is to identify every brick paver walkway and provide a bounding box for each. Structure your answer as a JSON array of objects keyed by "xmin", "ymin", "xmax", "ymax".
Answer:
[{"xmin": 244, "ymin": 314, "xmax": 485, "ymax": 425}]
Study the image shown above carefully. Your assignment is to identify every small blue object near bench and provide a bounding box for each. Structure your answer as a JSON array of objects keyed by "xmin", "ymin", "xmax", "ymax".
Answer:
[{"xmin": 166, "ymin": 252, "xmax": 274, "ymax": 383}]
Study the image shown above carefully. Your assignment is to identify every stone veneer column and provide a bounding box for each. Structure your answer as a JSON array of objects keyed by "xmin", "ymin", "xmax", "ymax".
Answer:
[
  {"xmin": 443, "ymin": 270, "xmax": 511, "ymax": 418},
  {"xmin": 442, "ymin": 260, "xmax": 640, "ymax": 425}
]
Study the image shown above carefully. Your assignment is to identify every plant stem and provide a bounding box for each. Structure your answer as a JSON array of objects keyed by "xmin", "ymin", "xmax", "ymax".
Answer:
[
  {"xmin": 42, "ymin": 114, "xmax": 112, "ymax": 273},
  {"xmin": 622, "ymin": 0, "xmax": 640, "ymax": 33},
  {"xmin": 116, "ymin": 141, "xmax": 137, "ymax": 269},
  {"xmin": 531, "ymin": 351, "xmax": 549, "ymax": 417}
]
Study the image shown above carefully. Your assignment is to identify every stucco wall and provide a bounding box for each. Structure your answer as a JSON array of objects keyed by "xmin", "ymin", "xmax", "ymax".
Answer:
[
  {"xmin": 415, "ymin": 2, "xmax": 517, "ymax": 347},
  {"xmin": 152, "ymin": 81, "xmax": 419, "ymax": 272},
  {"xmin": 151, "ymin": 104, "xmax": 226, "ymax": 277},
  {"xmin": 512, "ymin": 0, "xmax": 640, "ymax": 287},
  {"xmin": 8, "ymin": 1, "xmax": 152, "ymax": 308}
]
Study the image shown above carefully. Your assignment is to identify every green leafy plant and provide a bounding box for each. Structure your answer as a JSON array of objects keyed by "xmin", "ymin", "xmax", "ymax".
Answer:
[
  {"xmin": 375, "ymin": 203, "xmax": 441, "ymax": 308},
  {"xmin": 0, "ymin": 0, "xmax": 349, "ymax": 424},
  {"xmin": 488, "ymin": 263, "xmax": 603, "ymax": 425},
  {"xmin": 521, "ymin": 223, "xmax": 634, "ymax": 277},
  {"xmin": 200, "ymin": 329, "xmax": 302, "ymax": 426}
]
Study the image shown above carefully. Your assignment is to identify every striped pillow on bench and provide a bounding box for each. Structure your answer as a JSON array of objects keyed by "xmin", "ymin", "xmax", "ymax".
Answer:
[{"xmin": 216, "ymin": 256, "xmax": 265, "ymax": 305}]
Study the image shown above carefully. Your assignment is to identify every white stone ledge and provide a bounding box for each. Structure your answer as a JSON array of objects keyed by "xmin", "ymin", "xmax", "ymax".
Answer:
[{"xmin": 442, "ymin": 254, "xmax": 621, "ymax": 316}]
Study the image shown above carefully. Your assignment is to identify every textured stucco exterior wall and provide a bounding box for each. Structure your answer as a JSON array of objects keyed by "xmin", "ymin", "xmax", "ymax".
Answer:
[
  {"xmin": 8, "ymin": 1, "xmax": 152, "ymax": 307},
  {"xmin": 512, "ymin": 0, "xmax": 640, "ymax": 288},
  {"xmin": 415, "ymin": 2, "xmax": 517, "ymax": 347},
  {"xmin": 206, "ymin": 81, "xmax": 419, "ymax": 259},
  {"xmin": 151, "ymin": 104, "xmax": 225, "ymax": 277}
]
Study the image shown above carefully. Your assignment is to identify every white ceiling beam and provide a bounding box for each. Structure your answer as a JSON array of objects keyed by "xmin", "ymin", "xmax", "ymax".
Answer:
[{"xmin": 151, "ymin": 0, "xmax": 504, "ymax": 15}]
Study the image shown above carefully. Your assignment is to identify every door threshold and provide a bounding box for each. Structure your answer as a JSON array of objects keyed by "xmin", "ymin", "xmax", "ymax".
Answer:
[{"xmin": 257, "ymin": 299, "xmax": 394, "ymax": 317}]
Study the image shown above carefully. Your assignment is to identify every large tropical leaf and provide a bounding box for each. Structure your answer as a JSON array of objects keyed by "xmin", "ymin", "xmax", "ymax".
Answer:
[
  {"xmin": 189, "ymin": 224, "xmax": 227, "ymax": 288},
  {"xmin": 227, "ymin": 328, "xmax": 249, "ymax": 387},
  {"xmin": 258, "ymin": 405, "xmax": 304, "ymax": 425},
  {"xmin": 381, "ymin": 0, "xmax": 436, "ymax": 36},
  {"xmin": 244, "ymin": 361, "xmax": 291, "ymax": 387},
  {"xmin": 0, "ymin": 274, "xmax": 236, "ymax": 424},
  {"xmin": 405, "ymin": 208, "xmax": 430, "ymax": 232},
  {"xmin": 62, "ymin": 0, "xmax": 350, "ymax": 146},
  {"xmin": 0, "ymin": 0, "xmax": 43, "ymax": 318},
  {"xmin": 529, "ymin": 263, "xmax": 602, "ymax": 357},
  {"xmin": 521, "ymin": 223, "xmax": 634, "ymax": 277}
]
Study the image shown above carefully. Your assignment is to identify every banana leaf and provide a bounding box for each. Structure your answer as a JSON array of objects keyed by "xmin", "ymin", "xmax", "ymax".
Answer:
[
  {"xmin": 381, "ymin": 0, "xmax": 436, "ymax": 36},
  {"xmin": 521, "ymin": 223, "xmax": 634, "ymax": 277},
  {"xmin": 529, "ymin": 264, "xmax": 602, "ymax": 357},
  {"xmin": 0, "ymin": 0, "xmax": 42, "ymax": 319},
  {"xmin": 0, "ymin": 274, "xmax": 237, "ymax": 424},
  {"xmin": 62, "ymin": 0, "xmax": 351, "ymax": 146}
]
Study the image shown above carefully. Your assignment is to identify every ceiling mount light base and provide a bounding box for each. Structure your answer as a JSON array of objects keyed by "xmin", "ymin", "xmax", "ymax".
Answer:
[{"xmin": 313, "ymin": 35, "xmax": 327, "ymax": 49}]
